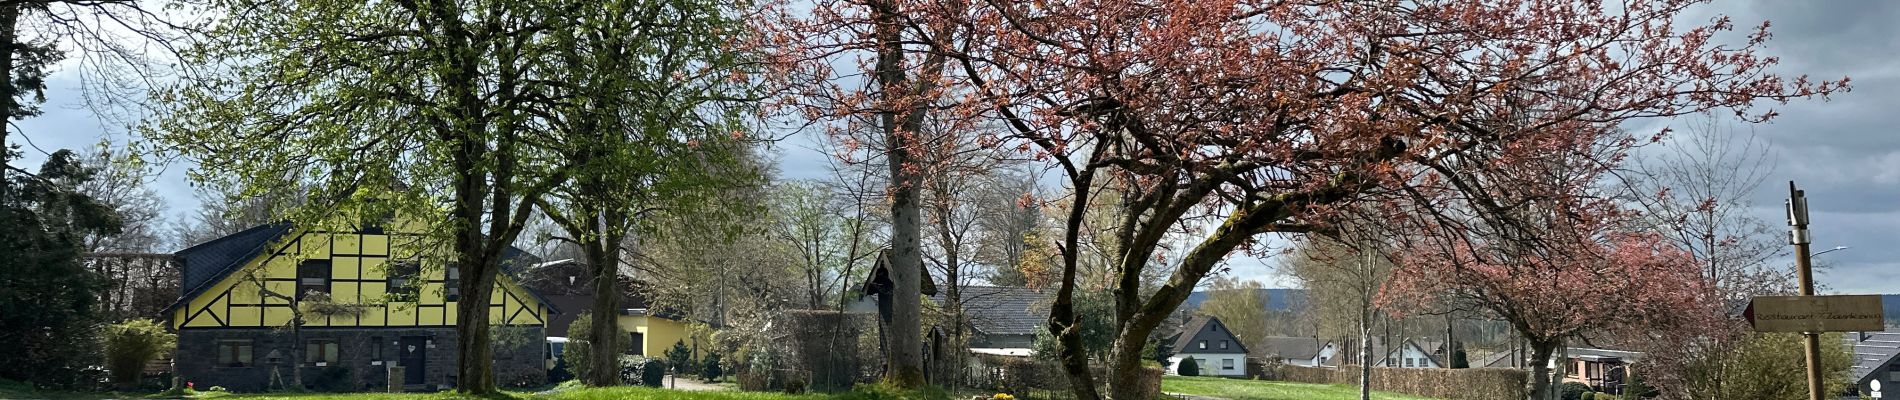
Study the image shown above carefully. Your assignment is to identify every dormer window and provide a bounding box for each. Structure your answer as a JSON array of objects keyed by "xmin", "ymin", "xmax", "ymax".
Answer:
[{"xmin": 1199, "ymin": 340, "xmax": 1207, "ymax": 349}]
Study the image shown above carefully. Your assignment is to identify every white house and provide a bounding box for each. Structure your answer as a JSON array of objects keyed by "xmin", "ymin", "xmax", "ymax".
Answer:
[
  {"xmin": 1260, "ymin": 336, "xmax": 1338, "ymax": 367},
  {"xmin": 1379, "ymin": 339, "xmax": 1442, "ymax": 368},
  {"xmin": 1165, "ymin": 316, "xmax": 1250, "ymax": 376}
]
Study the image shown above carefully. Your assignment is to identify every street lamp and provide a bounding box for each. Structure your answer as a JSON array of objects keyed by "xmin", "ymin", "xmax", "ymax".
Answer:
[{"xmin": 1814, "ymin": 246, "xmax": 1851, "ymax": 257}]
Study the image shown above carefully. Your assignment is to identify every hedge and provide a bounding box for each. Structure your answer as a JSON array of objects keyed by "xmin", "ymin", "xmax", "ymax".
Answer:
[
  {"xmin": 967, "ymin": 355, "xmax": 1162, "ymax": 400},
  {"xmin": 1269, "ymin": 364, "xmax": 1527, "ymax": 400}
]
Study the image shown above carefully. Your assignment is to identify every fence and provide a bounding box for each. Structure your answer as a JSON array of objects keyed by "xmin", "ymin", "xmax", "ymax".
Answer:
[{"xmin": 1269, "ymin": 364, "xmax": 1527, "ymax": 400}]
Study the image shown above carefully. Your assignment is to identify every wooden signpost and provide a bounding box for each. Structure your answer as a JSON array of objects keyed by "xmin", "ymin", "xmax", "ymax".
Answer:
[{"xmin": 1745, "ymin": 295, "xmax": 1885, "ymax": 333}]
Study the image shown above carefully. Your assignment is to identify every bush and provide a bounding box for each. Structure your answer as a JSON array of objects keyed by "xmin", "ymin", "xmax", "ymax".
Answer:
[
  {"xmin": 309, "ymin": 366, "xmax": 352, "ymax": 392},
  {"xmin": 618, "ymin": 355, "xmax": 644, "ymax": 383},
  {"xmin": 701, "ymin": 351, "xmax": 723, "ymax": 382},
  {"xmin": 1178, "ymin": 357, "xmax": 1200, "ymax": 376},
  {"xmin": 639, "ymin": 359, "xmax": 666, "ymax": 387},
  {"xmin": 547, "ymin": 358, "xmax": 574, "ymax": 383},
  {"xmin": 102, "ymin": 319, "xmax": 175, "ymax": 390},
  {"xmin": 666, "ymin": 340, "xmax": 694, "ymax": 375},
  {"xmin": 1560, "ymin": 382, "xmax": 1592, "ymax": 400},
  {"xmin": 564, "ymin": 314, "xmax": 595, "ymax": 381},
  {"xmin": 1581, "ymin": 391, "xmax": 1596, "ymax": 400}
]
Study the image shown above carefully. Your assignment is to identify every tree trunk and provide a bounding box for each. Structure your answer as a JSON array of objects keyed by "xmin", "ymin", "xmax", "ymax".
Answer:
[
  {"xmin": 0, "ymin": 3, "xmax": 17, "ymax": 203},
  {"xmin": 1359, "ymin": 308, "xmax": 1372, "ymax": 400},
  {"xmin": 584, "ymin": 209, "xmax": 623, "ymax": 386},
  {"xmin": 1527, "ymin": 340, "xmax": 1559, "ymax": 400},
  {"xmin": 873, "ymin": 0, "xmax": 925, "ymax": 387}
]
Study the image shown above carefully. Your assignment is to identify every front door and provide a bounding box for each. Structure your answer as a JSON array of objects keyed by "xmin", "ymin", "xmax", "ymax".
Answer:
[{"xmin": 399, "ymin": 336, "xmax": 427, "ymax": 385}]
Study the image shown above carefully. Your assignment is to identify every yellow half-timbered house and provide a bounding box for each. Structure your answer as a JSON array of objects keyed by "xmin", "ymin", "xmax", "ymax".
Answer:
[{"xmin": 165, "ymin": 222, "xmax": 558, "ymax": 392}]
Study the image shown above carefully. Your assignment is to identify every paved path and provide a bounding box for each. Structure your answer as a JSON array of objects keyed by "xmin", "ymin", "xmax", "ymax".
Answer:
[
  {"xmin": 665, "ymin": 376, "xmax": 734, "ymax": 392},
  {"xmin": 1163, "ymin": 392, "xmax": 1230, "ymax": 400}
]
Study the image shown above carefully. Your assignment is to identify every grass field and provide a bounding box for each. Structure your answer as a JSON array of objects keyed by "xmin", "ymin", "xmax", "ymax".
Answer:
[{"xmin": 1162, "ymin": 376, "xmax": 1440, "ymax": 400}]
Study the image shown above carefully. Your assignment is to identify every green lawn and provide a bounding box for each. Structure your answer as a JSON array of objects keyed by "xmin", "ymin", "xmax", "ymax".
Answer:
[{"xmin": 1162, "ymin": 376, "xmax": 1440, "ymax": 400}]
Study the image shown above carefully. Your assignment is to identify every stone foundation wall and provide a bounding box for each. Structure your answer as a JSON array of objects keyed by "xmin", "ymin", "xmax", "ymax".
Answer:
[{"xmin": 175, "ymin": 326, "xmax": 546, "ymax": 392}]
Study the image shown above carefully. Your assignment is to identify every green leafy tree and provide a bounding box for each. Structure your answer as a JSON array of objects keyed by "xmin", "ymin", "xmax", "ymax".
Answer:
[
  {"xmin": 1680, "ymin": 332, "xmax": 1852, "ymax": 400},
  {"xmin": 144, "ymin": 0, "xmax": 609, "ymax": 393},
  {"xmin": 528, "ymin": 0, "xmax": 758, "ymax": 386},
  {"xmin": 102, "ymin": 319, "xmax": 175, "ymax": 389},
  {"xmin": 1032, "ymin": 289, "xmax": 1115, "ymax": 362},
  {"xmin": 1196, "ymin": 277, "xmax": 1271, "ymax": 353},
  {"xmin": 0, "ymin": 150, "xmax": 119, "ymax": 388},
  {"xmin": 563, "ymin": 314, "xmax": 597, "ymax": 382}
]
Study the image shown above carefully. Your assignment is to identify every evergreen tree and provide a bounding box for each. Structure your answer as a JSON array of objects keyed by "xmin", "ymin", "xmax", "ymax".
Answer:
[
  {"xmin": 1177, "ymin": 357, "xmax": 1200, "ymax": 377},
  {"xmin": 0, "ymin": 150, "xmax": 121, "ymax": 388},
  {"xmin": 665, "ymin": 340, "xmax": 694, "ymax": 375},
  {"xmin": 1450, "ymin": 341, "xmax": 1470, "ymax": 369}
]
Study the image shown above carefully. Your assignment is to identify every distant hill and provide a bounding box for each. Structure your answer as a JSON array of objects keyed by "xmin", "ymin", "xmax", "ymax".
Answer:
[{"xmin": 1182, "ymin": 288, "xmax": 1307, "ymax": 313}]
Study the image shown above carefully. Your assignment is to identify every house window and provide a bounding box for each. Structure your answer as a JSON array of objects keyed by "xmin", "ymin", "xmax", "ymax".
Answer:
[
  {"xmin": 1198, "ymin": 340, "xmax": 1207, "ymax": 349},
  {"xmin": 1319, "ymin": 357, "xmax": 1328, "ymax": 364},
  {"xmin": 387, "ymin": 261, "xmax": 420, "ymax": 301},
  {"xmin": 445, "ymin": 264, "xmax": 461, "ymax": 301},
  {"xmin": 217, "ymin": 340, "xmax": 253, "ymax": 367},
  {"xmin": 1222, "ymin": 359, "xmax": 1235, "ymax": 370},
  {"xmin": 369, "ymin": 337, "xmax": 384, "ymax": 361},
  {"xmin": 628, "ymin": 332, "xmax": 646, "ymax": 356},
  {"xmin": 297, "ymin": 260, "xmax": 332, "ymax": 300},
  {"xmin": 306, "ymin": 339, "xmax": 339, "ymax": 365},
  {"xmin": 1405, "ymin": 358, "xmax": 1414, "ymax": 368},
  {"xmin": 1220, "ymin": 340, "xmax": 1229, "ymax": 350}
]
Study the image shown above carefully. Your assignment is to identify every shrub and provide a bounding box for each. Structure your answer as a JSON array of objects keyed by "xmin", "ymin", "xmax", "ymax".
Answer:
[
  {"xmin": 1178, "ymin": 357, "xmax": 1200, "ymax": 376},
  {"xmin": 1580, "ymin": 391, "xmax": 1596, "ymax": 400},
  {"xmin": 1560, "ymin": 382, "xmax": 1592, "ymax": 400},
  {"xmin": 618, "ymin": 356, "xmax": 644, "ymax": 384},
  {"xmin": 701, "ymin": 351, "xmax": 723, "ymax": 382},
  {"xmin": 564, "ymin": 314, "xmax": 595, "ymax": 381},
  {"xmin": 309, "ymin": 366, "xmax": 352, "ymax": 392},
  {"xmin": 547, "ymin": 358, "xmax": 574, "ymax": 383},
  {"xmin": 665, "ymin": 340, "xmax": 694, "ymax": 375},
  {"xmin": 101, "ymin": 319, "xmax": 175, "ymax": 390},
  {"xmin": 640, "ymin": 359, "xmax": 666, "ymax": 387},
  {"xmin": 783, "ymin": 378, "xmax": 806, "ymax": 395}
]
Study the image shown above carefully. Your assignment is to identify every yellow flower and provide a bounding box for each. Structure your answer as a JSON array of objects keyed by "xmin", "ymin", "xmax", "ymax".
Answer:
[{"xmin": 991, "ymin": 394, "xmax": 1016, "ymax": 400}]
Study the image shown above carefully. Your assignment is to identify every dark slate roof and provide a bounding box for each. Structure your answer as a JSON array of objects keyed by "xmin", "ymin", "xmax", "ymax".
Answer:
[
  {"xmin": 934, "ymin": 286, "xmax": 1048, "ymax": 336},
  {"xmin": 179, "ymin": 222, "xmax": 295, "ymax": 293},
  {"xmin": 1846, "ymin": 331, "xmax": 1900, "ymax": 386},
  {"xmin": 1170, "ymin": 315, "xmax": 1251, "ymax": 355},
  {"xmin": 1259, "ymin": 336, "xmax": 1330, "ymax": 361}
]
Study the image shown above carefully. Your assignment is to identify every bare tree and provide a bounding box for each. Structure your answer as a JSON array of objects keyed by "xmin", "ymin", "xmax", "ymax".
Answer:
[{"xmin": 1284, "ymin": 234, "xmax": 1396, "ymax": 400}]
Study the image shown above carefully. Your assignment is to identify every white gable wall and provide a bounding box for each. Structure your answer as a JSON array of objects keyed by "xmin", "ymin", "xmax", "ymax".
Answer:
[
  {"xmin": 1379, "ymin": 342, "xmax": 1441, "ymax": 368},
  {"xmin": 1169, "ymin": 353, "xmax": 1248, "ymax": 376}
]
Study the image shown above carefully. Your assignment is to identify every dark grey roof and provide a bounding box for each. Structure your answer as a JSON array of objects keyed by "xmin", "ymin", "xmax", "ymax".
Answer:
[
  {"xmin": 179, "ymin": 222, "xmax": 295, "ymax": 293},
  {"xmin": 935, "ymin": 286, "xmax": 1048, "ymax": 336},
  {"xmin": 1259, "ymin": 336, "xmax": 1329, "ymax": 361},
  {"xmin": 1170, "ymin": 315, "xmax": 1251, "ymax": 355},
  {"xmin": 1847, "ymin": 331, "xmax": 1900, "ymax": 386}
]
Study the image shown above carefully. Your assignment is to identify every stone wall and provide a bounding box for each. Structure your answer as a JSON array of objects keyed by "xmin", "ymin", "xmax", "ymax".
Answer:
[{"xmin": 176, "ymin": 326, "xmax": 546, "ymax": 392}]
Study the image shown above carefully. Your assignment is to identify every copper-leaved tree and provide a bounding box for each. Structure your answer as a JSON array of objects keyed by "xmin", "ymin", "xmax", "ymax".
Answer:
[{"xmin": 756, "ymin": 0, "xmax": 1843, "ymax": 399}]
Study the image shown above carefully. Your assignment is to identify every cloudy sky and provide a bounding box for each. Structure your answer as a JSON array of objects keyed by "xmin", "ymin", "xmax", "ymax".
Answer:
[{"xmin": 9, "ymin": 0, "xmax": 1898, "ymax": 293}]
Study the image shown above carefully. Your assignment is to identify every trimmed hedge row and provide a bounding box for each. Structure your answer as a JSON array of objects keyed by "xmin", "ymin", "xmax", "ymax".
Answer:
[
  {"xmin": 1270, "ymin": 364, "xmax": 1528, "ymax": 400},
  {"xmin": 967, "ymin": 355, "xmax": 1162, "ymax": 400}
]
